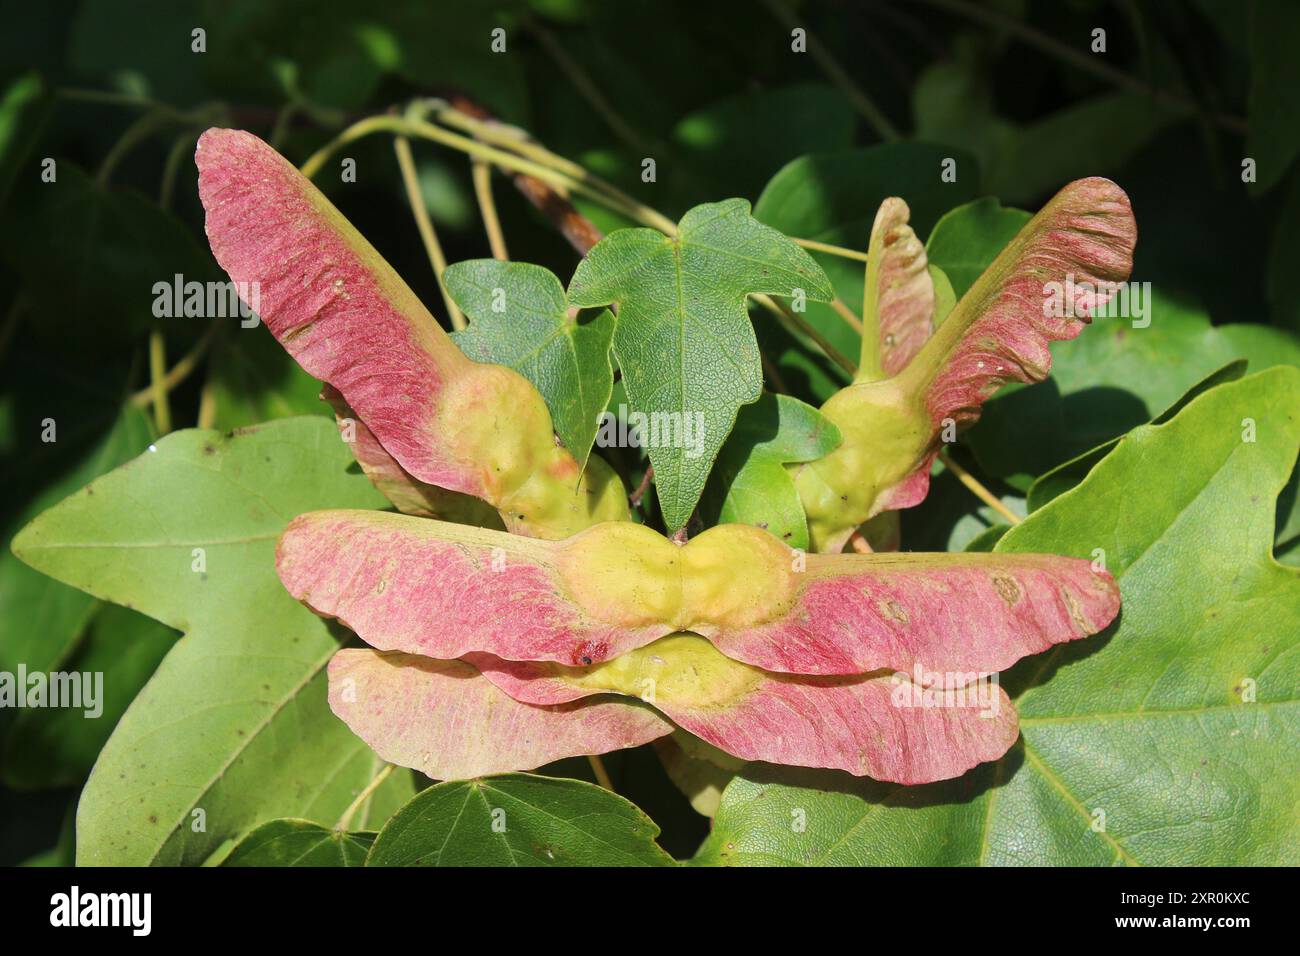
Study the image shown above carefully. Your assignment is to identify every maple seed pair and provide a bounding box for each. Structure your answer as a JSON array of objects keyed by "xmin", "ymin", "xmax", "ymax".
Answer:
[{"xmin": 196, "ymin": 128, "xmax": 1134, "ymax": 785}]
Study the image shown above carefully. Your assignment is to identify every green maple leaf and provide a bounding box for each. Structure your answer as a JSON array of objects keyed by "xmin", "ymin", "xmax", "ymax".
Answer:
[
  {"xmin": 447, "ymin": 259, "xmax": 615, "ymax": 468},
  {"xmin": 224, "ymin": 819, "xmax": 375, "ymax": 867},
  {"xmin": 366, "ymin": 774, "xmax": 674, "ymax": 867},
  {"xmin": 694, "ymin": 367, "xmax": 1300, "ymax": 865},
  {"xmin": 699, "ymin": 392, "xmax": 840, "ymax": 550},
  {"xmin": 568, "ymin": 199, "xmax": 832, "ymax": 530},
  {"xmin": 11, "ymin": 418, "xmax": 414, "ymax": 864}
]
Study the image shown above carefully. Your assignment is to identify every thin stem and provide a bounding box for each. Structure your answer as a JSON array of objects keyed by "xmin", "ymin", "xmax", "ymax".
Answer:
[
  {"xmin": 301, "ymin": 113, "xmax": 679, "ymax": 235},
  {"xmin": 938, "ymin": 449, "xmax": 1021, "ymax": 525},
  {"xmin": 760, "ymin": 351, "xmax": 791, "ymax": 395},
  {"xmin": 392, "ymin": 135, "xmax": 465, "ymax": 330},
  {"xmin": 760, "ymin": 0, "xmax": 901, "ymax": 141},
  {"xmin": 158, "ymin": 129, "xmax": 197, "ymax": 210},
  {"xmin": 335, "ymin": 763, "xmax": 396, "ymax": 831},
  {"xmin": 196, "ymin": 377, "xmax": 217, "ymax": 429},
  {"xmin": 268, "ymin": 100, "xmax": 300, "ymax": 150},
  {"xmin": 471, "ymin": 159, "xmax": 509, "ymax": 260},
  {"xmin": 848, "ymin": 529, "xmax": 874, "ymax": 553},
  {"xmin": 792, "ymin": 236, "xmax": 871, "ymax": 263},
  {"xmin": 315, "ymin": 110, "xmax": 860, "ymax": 379},
  {"xmin": 629, "ymin": 465, "xmax": 654, "ymax": 509},
  {"xmin": 130, "ymin": 323, "xmax": 221, "ymax": 408},
  {"xmin": 757, "ymin": 294, "xmax": 857, "ymax": 376},
  {"xmin": 913, "ymin": 0, "xmax": 1246, "ymax": 134},
  {"xmin": 147, "ymin": 330, "xmax": 172, "ymax": 434},
  {"xmin": 829, "ymin": 297, "xmax": 864, "ymax": 334},
  {"xmin": 433, "ymin": 104, "xmax": 661, "ymax": 231},
  {"xmin": 586, "ymin": 754, "xmax": 615, "ymax": 791}
]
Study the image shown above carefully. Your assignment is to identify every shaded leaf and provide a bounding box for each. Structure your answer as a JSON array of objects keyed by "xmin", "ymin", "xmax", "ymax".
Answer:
[
  {"xmin": 0, "ymin": 373, "xmax": 154, "ymax": 678},
  {"xmin": 0, "ymin": 71, "xmax": 50, "ymax": 209},
  {"xmin": 1026, "ymin": 360, "xmax": 1247, "ymax": 511},
  {"xmin": 1246, "ymin": 0, "xmax": 1300, "ymax": 194},
  {"xmin": 448, "ymin": 259, "xmax": 615, "ymax": 466},
  {"xmin": 671, "ymin": 83, "xmax": 855, "ymax": 203},
  {"xmin": 367, "ymin": 773, "xmax": 675, "ymax": 867},
  {"xmin": 224, "ymin": 819, "xmax": 374, "ymax": 867},
  {"xmin": 699, "ymin": 392, "xmax": 840, "ymax": 550},
  {"xmin": 0, "ymin": 163, "xmax": 219, "ymax": 342},
  {"xmin": 2, "ymin": 604, "xmax": 176, "ymax": 790}
]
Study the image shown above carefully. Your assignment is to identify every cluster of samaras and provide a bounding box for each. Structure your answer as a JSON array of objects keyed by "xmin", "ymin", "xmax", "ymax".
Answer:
[{"xmin": 196, "ymin": 128, "xmax": 1135, "ymax": 785}]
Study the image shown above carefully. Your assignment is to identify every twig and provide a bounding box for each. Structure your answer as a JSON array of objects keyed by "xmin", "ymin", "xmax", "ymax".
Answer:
[
  {"xmin": 147, "ymin": 330, "xmax": 171, "ymax": 434},
  {"xmin": 335, "ymin": 763, "xmax": 396, "ymax": 831},
  {"xmin": 586, "ymin": 754, "xmax": 615, "ymax": 791},
  {"xmin": 158, "ymin": 130, "xmax": 198, "ymax": 210},
  {"xmin": 301, "ymin": 113, "xmax": 679, "ymax": 235},
  {"xmin": 471, "ymin": 158, "xmax": 509, "ymax": 260},
  {"xmin": 96, "ymin": 110, "xmax": 172, "ymax": 186},
  {"xmin": 629, "ymin": 466, "xmax": 655, "ymax": 509},
  {"xmin": 792, "ymin": 236, "xmax": 871, "ymax": 263},
  {"xmin": 830, "ymin": 297, "xmax": 864, "ymax": 334},
  {"xmin": 392, "ymin": 135, "xmax": 465, "ymax": 330},
  {"xmin": 757, "ymin": 294, "xmax": 857, "ymax": 375},
  {"xmin": 760, "ymin": 351, "xmax": 791, "ymax": 395},
  {"xmin": 938, "ymin": 448, "xmax": 1021, "ymax": 525},
  {"xmin": 130, "ymin": 323, "xmax": 221, "ymax": 408}
]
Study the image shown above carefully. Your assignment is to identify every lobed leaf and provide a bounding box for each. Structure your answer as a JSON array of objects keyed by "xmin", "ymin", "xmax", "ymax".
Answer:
[
  {"xmin": 568, "ymin": 199, "xmax": 833, "ymax": 530},
  {"xmin": 224, "ymin": 819, "xmax": 375, "ymax": 867},
  {"xmin": 11, "ymin": 418, "xmax": 414, "ymax": 864},
  {"xmin": 699, "ymin": 392, "xmax": 841, "ymax": 550},
  {"xmin": 366, "ymin": 774, "xmax": 675, "ymax": 867},
  {"xmin": 447, "ymin": 259, "xmax": 616, "ymax": 468}
]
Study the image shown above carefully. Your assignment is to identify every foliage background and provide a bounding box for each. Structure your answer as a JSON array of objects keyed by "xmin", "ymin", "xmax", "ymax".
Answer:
[{"xmin": 1, "ymin": 0, "xmax": 1297, "ymax": 865}]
